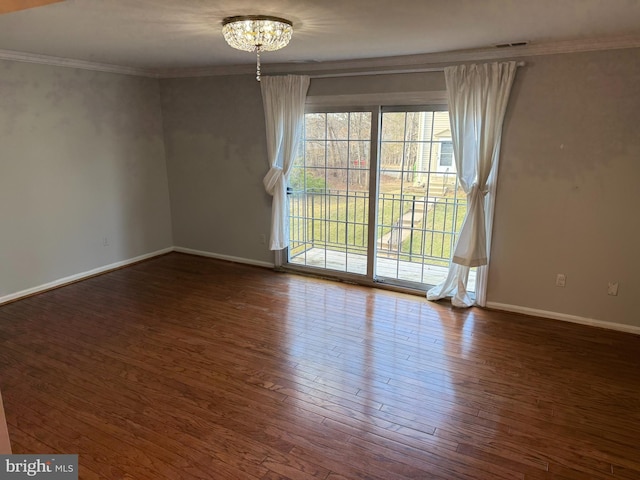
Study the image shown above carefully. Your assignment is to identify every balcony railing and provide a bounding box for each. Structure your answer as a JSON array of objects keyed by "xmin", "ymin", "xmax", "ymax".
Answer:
[{"xmin": 289, "ymin": 188, "xmax": 467, "ymax": 271}]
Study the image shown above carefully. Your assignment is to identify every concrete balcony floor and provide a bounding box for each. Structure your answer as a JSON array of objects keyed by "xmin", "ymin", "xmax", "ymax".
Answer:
[{"xmin": 290, "ymin": 247, "xmax": 476, "ymax": 292}]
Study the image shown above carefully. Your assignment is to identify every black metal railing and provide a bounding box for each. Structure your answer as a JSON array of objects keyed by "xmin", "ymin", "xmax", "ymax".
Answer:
[{"xmin": 289, "ymin": 189, "xmax": 467, "ymax": 267}]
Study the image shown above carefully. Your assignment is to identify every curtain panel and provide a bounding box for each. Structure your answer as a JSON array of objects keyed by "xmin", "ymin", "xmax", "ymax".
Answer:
[
  {"xmin": 428, "ymin": 61, "xmax": 517, "ymax": 307},
  {"xmin": 261, "ymin": 75, "xmax": 310, "ymax": 250}
]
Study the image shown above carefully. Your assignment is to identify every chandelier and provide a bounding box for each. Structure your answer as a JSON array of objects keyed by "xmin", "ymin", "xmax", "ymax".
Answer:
[{"xmin": 222, "ymin": 15, "xmax": 293, "ymax": 81}]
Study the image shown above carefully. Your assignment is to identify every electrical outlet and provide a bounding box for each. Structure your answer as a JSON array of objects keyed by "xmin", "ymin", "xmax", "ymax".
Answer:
[
  {"xmin": 259, "ymin": 234, "xmax": 266, "ymax": 245},
  {"xmin": 607, "ymin": 282, "xmax": 619, "ymax": 296},
  {"xmin": 103, "ymin": 237, "xmax": 109, "ymax": 247},
  {"xmin": 555, "ymin": 273, "xmax": 566, "ymax": 287}
]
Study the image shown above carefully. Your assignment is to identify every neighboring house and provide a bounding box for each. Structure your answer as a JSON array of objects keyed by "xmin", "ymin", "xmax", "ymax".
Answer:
[
  {"xmin": 413, "ymin": 114, "xmax": 457, "ymax": 195},
  {"xmin": 434, "ymin": 129, "xmax": 454, "ymax": 172}
]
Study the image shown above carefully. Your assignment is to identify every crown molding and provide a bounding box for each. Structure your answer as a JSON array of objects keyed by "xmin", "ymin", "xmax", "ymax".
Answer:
[
  {"xmin": 153, "ymin": 63, "xmax": 254, "ymax": 79},
  {"xmin": 1, "ymin": 33, "xmax": 640, "ymax": 79},
  {"xmin": 154, "ymin": 33, "xmax": 640, "ymax": 79},
  {"xmin": 0, "ymin": 48, "xmax": 153, "ymax": 77}
]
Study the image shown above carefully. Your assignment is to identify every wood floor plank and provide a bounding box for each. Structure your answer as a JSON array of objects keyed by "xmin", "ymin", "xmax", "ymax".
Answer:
[{"xmin": 1, "ymin": 252, "xmax": 639, "ymax": 479}]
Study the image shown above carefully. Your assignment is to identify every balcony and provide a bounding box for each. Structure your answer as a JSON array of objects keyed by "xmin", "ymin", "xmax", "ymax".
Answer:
[{"xmin": 288, "ymin": 189, "xmax": 476, "ymax": 291}]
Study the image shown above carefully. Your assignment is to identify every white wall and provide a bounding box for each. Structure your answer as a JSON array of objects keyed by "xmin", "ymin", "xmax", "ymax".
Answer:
[
  {"xmin": 489, "ymin": 48, "xmax": 640, "ymax": 328},
  {"xmin": 0, "ymin": 61, "xmax": 173, "ymax": 298}
]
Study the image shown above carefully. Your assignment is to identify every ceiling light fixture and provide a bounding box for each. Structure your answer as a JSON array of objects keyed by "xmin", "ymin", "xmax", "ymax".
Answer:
[{"xmin": 222, "ymin": 15, "xmax": 293, "ymax": 81}]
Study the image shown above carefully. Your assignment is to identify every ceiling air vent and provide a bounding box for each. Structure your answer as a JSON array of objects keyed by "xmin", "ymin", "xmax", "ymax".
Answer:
[{"xmin": 495, "ymin": 41, "xmax": 529, "ymax": 48}]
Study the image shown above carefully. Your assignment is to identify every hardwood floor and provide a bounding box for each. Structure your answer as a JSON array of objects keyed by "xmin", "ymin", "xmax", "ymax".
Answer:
[{"xmin": 0, "ymin": 252, "xmax": 639, "ymax": 479}]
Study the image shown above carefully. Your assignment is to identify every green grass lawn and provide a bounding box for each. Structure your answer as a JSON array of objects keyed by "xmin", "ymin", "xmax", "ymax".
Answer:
[
  {"xmin": 289, "ymin": 189, "xmax": 467, "ymax": 265},
  {"xmin": 397, "ymin": 200, "xmax": 466, "ymax": 267}
]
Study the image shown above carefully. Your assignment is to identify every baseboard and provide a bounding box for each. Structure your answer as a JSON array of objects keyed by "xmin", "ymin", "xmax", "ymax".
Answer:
[
  {"xmin": 0, "ymin": 247, "xmax": 173, "ymax": 306},
  {"xmin": 485, "ymin": 302, "xmax": 640, "ymax": 335},
  {"xmin": 4, "ymin": 248, "xmax": 636, "ymax": 336},
  {"xmin": 173, "ymin": 246, "xmax": 275, "ymax": 269}
]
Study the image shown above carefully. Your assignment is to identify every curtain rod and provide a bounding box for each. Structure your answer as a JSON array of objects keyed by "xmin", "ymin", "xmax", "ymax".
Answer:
[{"xmin": 309, "ymin": 61, "xmax": 526, "ymax": 79}]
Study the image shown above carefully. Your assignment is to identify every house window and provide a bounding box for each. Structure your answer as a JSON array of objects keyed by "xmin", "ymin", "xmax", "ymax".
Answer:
[{"xmin": 439, "ymin": 141, "xmax": 454, "ymax": 168}]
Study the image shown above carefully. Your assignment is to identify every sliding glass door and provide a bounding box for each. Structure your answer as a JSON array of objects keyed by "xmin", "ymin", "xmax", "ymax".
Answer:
[
  {"xmin": 288, "ymin": 110, "xmax": 373, "ymax": 275},
  {"xmin": 288, "ymin": 106, "xmax": 475, "ymax": 292}
]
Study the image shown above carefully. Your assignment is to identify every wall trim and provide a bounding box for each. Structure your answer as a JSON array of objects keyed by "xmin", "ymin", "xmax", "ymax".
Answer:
[
  {"xmin": 2, "ymin": 248, "xmax": 636, "ymax": 337},
  {"xmin": 173, "ymin": 247, "xmax": 275, "ymax": 269},
  {"xmin": 485, "ymin": 302, "xmax": 640, "ymax": 336},
  {"xmin": 154, "ymin": 34, "xmax": 640, "ymax": 79},
  {"xmin": 0, "ymin": 247, "xmax": 273, "ymax": 307},
  {"xmin": 0, "ymin": 247, "xmax": 174, "ymax": 306},
  {"xmin": 0, "ymin": 48, "xmax": 152, "ymax": 77},
  {"xmin": 1, "ymin": 34, "xmax": 639, "ymax": 79}
]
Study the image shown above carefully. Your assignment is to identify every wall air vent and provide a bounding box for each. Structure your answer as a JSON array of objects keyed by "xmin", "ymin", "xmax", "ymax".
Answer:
[{"xmin": 495, "ymin": 41, "xmax": 529, "ymax": 48}]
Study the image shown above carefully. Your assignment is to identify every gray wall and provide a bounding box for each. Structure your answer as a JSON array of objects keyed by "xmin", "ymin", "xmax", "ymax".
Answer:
[
  {"xmin": 10, "ymin": 47, "xmax": 631, "ymax": 328},
  {"xmin": 159, "ymin": 71, "xmax": 446, "ymax": 267},
  {"xmin": 308, "ymin": 51, "xmax": 638, "ymax": 328},
  {"xmin": 490, "ymin": 48, "xmax": 639, "ymax": 327},
  {"xmin": 160, "ymin": 75, "xmax": 274, "ymax": 264},
  {"xmin": 159, "ymin": 49, "xmax": 639, "ymax": 328},
  {"xmin": 0, "ymin": 61, "xmax": 173, "ymax": 298},
  {"xmin": 307, "ymin": 71, "xmax": 446, "ymax": 96}
]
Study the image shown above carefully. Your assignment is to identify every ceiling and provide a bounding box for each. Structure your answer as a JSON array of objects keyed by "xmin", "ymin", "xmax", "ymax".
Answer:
[{"xmin": 1, "ymin": 0, "xmax": 640, "ymax": 74}]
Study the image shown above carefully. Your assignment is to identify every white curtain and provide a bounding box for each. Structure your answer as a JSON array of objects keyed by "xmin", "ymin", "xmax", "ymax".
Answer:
[
  {"xmin": 261, "ymin": 75, "xmax": 310, "ymax": 250},
  {"xmin": 427, "ymin": 61, "xmax": 517, "ymax": 307}
]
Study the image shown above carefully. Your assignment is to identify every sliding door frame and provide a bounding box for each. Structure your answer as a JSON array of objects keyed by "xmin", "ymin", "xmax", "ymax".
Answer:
[
  {"xmin": 374, "ymin": 104, "xmax": 452, "ymax": 292},
  {"xmin": 281, "ymin": 97, "xmax": 485, "ymax": 302},
  {"xmin": 365, "ymin": 105, "xmax": 382, "ymax": 279},
  {"xmin": 282, "ymin": 104, "xmax": 379, "ymax": 287}
]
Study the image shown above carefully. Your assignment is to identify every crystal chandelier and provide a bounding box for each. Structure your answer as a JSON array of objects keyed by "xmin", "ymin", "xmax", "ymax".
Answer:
[{"xmin": 222, "ymin": 15, "xmax": 293, "ymax": 81}]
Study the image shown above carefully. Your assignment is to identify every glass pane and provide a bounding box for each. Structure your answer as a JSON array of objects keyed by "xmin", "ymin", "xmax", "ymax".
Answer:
[
  {"xmin": 327, "ymin": 141, "xmax": 348, "ymax": 170},
  {"xmin": 349, "ymin": 112, "xmax": 371, "ymax": 140},
  {"xmin": 327, "ymin": 113, "xmax": 349, "ymax": 140},
  {"xmin": 403, "ymin": 143, "xmax": 418, "ymax": 178},
  {"xmin": 413, "ymin": 141, "xmax": 434, "ymax": 175},
  {"xmin": 289, "ymin": 167, "xmax": 305, "ymax": 191},
  {"xmin": 380, "ymin": 142, "xmax": 404, "ymax": 172},
  {"xmin": 433, "ymin": 111, "xmax": 451, "ymax": 137},
  {"xmin": 381, "ymin": 112, "xmax": 406, "ymax": 141},
  {"xmin": 418, "ymin": 111, "xmax": 434, "ymax": 140},
  {"xmin": 349, "ymin": 141, "xmax": 369, "ymax": 171},
  {"xmin": 305, "ymin": 141, "xmax": 326, "ymax": 167},
  {"xmin": 305, "ymin": 113, "xmax": 326, "ymax": 140},
  {"xmin": 404, "ymin": 111, "xmax": 422, "ymax": 141},
  {"xmin": 293, "ymin": 140, "xmax": 305, "ymax": 167},
  {"xmin": 439, "ymin": 141, "xmax": 454, "ymax": 167},
  {"xmin": 289, "ymin": 111, "xmax": 371, "ymax": 277},
  {"xmin": 376, "ymin": 109, "xmax": 473, "ymax": 292},
  {"xmin": 347, "ymin": 170, "xmax": 369, "ymax": 194},
  {"xmin": 302, "ymin": 168, "xmax": 326, "ymax": 193}
]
